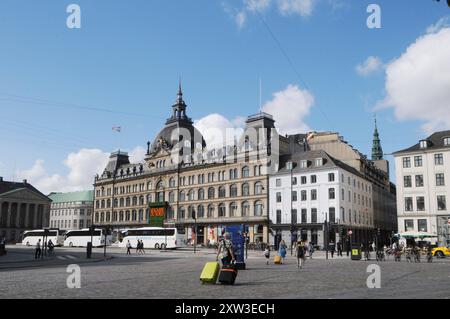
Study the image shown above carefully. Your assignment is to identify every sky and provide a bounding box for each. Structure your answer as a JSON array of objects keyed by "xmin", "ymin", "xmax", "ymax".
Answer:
[{"xmin": 0, "ymin": 0, "xmax": 450, "ymax": 194}]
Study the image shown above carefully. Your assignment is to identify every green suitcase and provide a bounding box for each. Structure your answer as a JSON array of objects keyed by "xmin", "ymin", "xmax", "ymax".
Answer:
[{"xmin": 200, "ymin": 262, "xmax": 220, "ymax": 284}]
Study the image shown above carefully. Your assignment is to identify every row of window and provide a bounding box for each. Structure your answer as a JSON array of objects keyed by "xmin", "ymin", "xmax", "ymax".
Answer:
[
  {"xmin": 94, "ymin": 201, "xmax": 265, "ymax": 223},
  {"xmin": 274, "ymin": 207, "xmax": 372, "ymax": 225},
  {"xmin": 404, "ymin": 219, "xmax": 428, "ymax": 232},
  {"xmin": 276, "ymin": 174, "xmax": 371, "ymax": 193},
  {"xmin": 404, "ymin": 173, "xmax": 446, "ymax": 188},
  {"xmin": 50, "ymin": 219, "xmax": 90, "ymax": 229},
  {"xmin": 51, "ymin": 201, "xmax": 90, "ymax": 209},
  {"xmin": 402, "ymin": 153, "xmax": 445, "ymax": 168},
  {"xmin": 51, "ymin": 209, "xmax": 91, "ymax": 217},
  {"xmin": 275, "ymin": 188, "xmax": 371, "ymax": 208},
  {"xmin": 404, "ymin": 195, "xmax": 447, "ymax": 212}
]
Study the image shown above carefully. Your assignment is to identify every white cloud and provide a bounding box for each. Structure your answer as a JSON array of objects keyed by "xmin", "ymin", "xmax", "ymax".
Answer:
[
  {"xmin": 129, "ymin": 146, "xmax": 147, "ymax": 163},
  {"xmin": 17, "ymin": 149, "xmax": 109, "ymax": 195},
  {"xmin": 245, "ymin": 0, "xmax": 272, "ymax": 12},
  {"xmin": 377, "ymin": 27, "xmax": 450, "ymax": 134},
  {"xmin": 235, "ymin": 10, "xmax": 247, "ymax": 29},
  {"xmin": 426, "ymin": 16, "xmax": 450, "ymax": 34},
  {"xmin": 262, "ymin": 84, "xmax": 314, "ymax": 134},
  {"xmin": 277, "ymin": 0, "xmax": 316, "ymax": 17},
  {"xmin": 194, "ymin": 114, "xmax": 244, "ymax": 149},
  {"xmin": 356, "ymin": 56, "xmax": 384, "ymax": 76}
]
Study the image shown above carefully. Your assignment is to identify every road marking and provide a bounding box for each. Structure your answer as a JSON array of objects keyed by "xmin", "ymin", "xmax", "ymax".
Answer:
[
  {"xmin": 57, "ymin": 256, "xmax": 67, "ymax": 260},
  {"xmin": 66, "ymin": 255, "xmax": 77, "ymax": 260}
]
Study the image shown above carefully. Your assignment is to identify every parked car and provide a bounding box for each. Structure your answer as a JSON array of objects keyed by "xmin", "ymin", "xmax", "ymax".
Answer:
[{"xmin": 432, "ymin": 245, "xmax": 450, "ymax": 258}]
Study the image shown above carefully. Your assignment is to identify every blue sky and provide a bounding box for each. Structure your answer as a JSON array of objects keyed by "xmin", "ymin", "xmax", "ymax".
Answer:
[{"xmin": 0, "ymin": 0, "xmax": 449, "ymax": 193}]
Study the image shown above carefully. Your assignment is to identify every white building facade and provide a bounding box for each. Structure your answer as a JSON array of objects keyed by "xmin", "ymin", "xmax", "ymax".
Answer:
[
  {"xmin": 48, "ymin": 191, "xmax": 94, "ymax": 231},
  {"xmin": 394, "ymin": 131, "xmax": 450, "ymax": 246},
  {"xmin": 269, "ymin": 150, "xmax": 374, "ymax": 249}
]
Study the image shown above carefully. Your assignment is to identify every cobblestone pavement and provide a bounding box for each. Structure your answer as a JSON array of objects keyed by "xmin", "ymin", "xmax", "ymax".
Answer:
[{"xmin": 1, "ymin": 247, "xmax": 450, "ymax": 299}]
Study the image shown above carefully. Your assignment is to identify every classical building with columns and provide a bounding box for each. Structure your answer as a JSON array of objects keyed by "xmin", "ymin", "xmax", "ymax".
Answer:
[
  {"xmin": 0, "ymin": 177, "xmax": 51, "ymax": 243},
  {"xmin": 94, "ymin": 85, "xmax": 295, "ymax": 245}
]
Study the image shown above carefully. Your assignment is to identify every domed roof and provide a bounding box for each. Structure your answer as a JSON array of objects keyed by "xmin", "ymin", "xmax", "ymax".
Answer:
[{"xmin": 148, "ymin": 84, "xmax": 206, "ymax": 155}]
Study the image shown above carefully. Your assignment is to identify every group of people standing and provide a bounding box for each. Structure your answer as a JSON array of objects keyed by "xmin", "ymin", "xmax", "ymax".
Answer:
[{"xmin": 34, "ymin": 239, "xmax": 55, "ymax": 259}]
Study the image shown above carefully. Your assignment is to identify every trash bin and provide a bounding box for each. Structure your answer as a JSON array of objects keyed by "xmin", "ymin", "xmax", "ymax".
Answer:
[
  {"xmin": 86, "ymin": 242, "xmax": 92, "ymax": 259},
  {"xmin": 351, "ymin": 244, "xmax": 362, "ymax": 260}
]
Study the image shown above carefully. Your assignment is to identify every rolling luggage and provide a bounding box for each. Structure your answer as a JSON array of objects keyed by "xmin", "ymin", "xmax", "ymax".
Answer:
[
  {"xmin": 200, "ymin": 262, "xmax": 220, "ymax": 284},
  {"xmin": 218, "ymin": 264, "xmax": 238, "ymax": 285},
  {"xmin": 274, "ymin": 255, "xmax": 282, "ymax": 264}
]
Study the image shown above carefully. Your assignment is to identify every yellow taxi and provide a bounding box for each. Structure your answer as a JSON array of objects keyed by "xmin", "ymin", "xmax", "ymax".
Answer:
[{"xmin": 432, "ymin": 245, "xmax": 450, "ymax": 258}]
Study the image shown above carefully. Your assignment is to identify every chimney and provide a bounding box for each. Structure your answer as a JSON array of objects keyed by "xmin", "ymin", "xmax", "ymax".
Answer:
[{"xmin": 23, "ymin": 179, "xmax": 27, "ymax": 184}]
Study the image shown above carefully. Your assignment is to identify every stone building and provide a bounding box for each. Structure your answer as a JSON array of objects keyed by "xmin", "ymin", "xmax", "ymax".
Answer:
[
  {"xmin": 0, "ymin": 177, "xmax": 51, "ymax": 243},
  {"xmin": 93, "ymin": 85, "xmax": 287, "ymax": 245}
]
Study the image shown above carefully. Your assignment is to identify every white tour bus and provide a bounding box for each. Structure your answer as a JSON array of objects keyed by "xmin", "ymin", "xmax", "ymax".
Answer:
[
  {"xmin": 64, "ymin": 228, "xmax": 112, "ymax": 248},
  {"xmin": 21, "ymin": 229, "xmax": 64, "ymax": 247},
  {"xmin": 118, "ymin": 227, "xmax": 184, "ymax": 249}
]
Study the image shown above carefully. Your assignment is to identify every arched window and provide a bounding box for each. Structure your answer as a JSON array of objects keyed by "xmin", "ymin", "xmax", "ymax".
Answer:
[
  {"xmin": 207, "ymin": 204, "xmax": 215, "ymax": 218},
  {"xmin": 188, "ymin": 189, "xmax": 195, "ymax": 201},
  {"xmin": 169, "ymin": 191, "xmax": 175, "ymax": 203},
  {"xmin": 254, "ymin": 201, "xmax": 263, "ymax": 216},
  {"xmin": 230, "ymin": 202, "xmax": 237, "ymax": 217},
  {"xmin": 106, "ymin": 212, "xmax": 111, "ymax": 222},
  {"xmin": 242, "ymin": 183, "xmax": 250, "ymax": 196},
  {"xmin": 139, "ymin": 196, "xmax": 144, "ymax": 206},
  {"xmin": 119, "ymin": 211, "xmax": 124, "ymax": 221},
  {"xmin": 147, "ymin": 181, "xmax": 152, "ymax": 190},
  {"xmin": 113, "ymin": 211, "xmax": 118, "ymax": 221},
  {"xmin": 132, "ymin": 210, "xmax": 137, "ymax": 221},
  {"xmin": 242, "ymin": 166, "xmax": 250, "ymax": 178},
  {"xmin": 106, "ymin": 199, "xmax": 111, "ymax": 208},
  {"xmin": 242, "ymin": 201, "xmax": 249, "ymax": 217},
  {"xmin": 255, "ymin": 182, "xmax": 264, "ymax": 195},
  {"xmin": 113, "ymin": 199, "xmax": 118, "ymax": 208},
  {"xmin": 188, "ymin": 205, "xmax": 195, "ymax": 219},
  {"xmin": 169, "ymin": 177, "xmax": 175, "ymax": 188},
  {"xmin": 179, "ymin": 191, "xmax": 185, "ymax": 202},
  {"xmin": 125, "ymin": 211, "xmax": 131, "ymax": 221},
  {"xmin": 198, "ymin": 188, "xmax": 205, "ymax": 200},
  {"xmin": 208, "ymin": 187, "xmax": 215, "ymax": 199},
  {"xmin": 96, "ymin": 200, "xmax": 100, "ymax": 209},
  {"xmin": 218, "ymin": 186, "xmax": 226, "ymax": 198},
  {"xmin": 125, "ymin": 197, "xmax": 131, "ymax": 207},
  {"xmin": 167, "ymin": 206, "xmax": 174, "ymax": 220},
  {"xmin": 100, "ymin": 212, "xmax": 105, "ymax": 222},
  {"xmin": 178, "ymin": 207, "xmax": 185, "ymax": 220},
  {"xmin": 230, "ymin": 184, "xmax": 238, "ymax": 197},
  {"xmin": 101, "ymin": 200, "xmax": 105, "ymax": 209},
  {"xmin": 156, "ymin": 180, "xmax": 164, "ymax": 202},
  {"xmin": 218, "ymin": 203, "xmax": 226, "ymax": 217},
  {"xmin": 119, "ymin": 198, "xmax": 124, "ymax": 207},
  {"xmin": 132, "ymin": 196, "xmax": 138, "ymax": 206},
  {"xmin": 197, "ymin": 205, "xmax": 205, "ymax": 218},
  {"xmin": 147, "ymin": 194, "xmax": 152, "ymax": 203},
  {"xmin": 139, "ymin": 209, "xmax": 144, "ymax": 221}
]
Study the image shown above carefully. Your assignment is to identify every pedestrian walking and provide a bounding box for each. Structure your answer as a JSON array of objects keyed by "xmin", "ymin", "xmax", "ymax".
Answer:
[
  {"xmin": 296, "ymin": 241, "xmax": 306, "ymax": 269},
  {"xmin": 141, "ymin": 240, "xmax": 145, "ymax": 255},
  {"xmin": 278, "ymin": 240, "xmax": 287, "ymax": 264},
  {"xmin": 337, "ymin": 241, "xmax": 343, "ymax": 257},
  {"xmin": 126, "ymin": 240, "xmax": 132, "ymax": 255},
  {"xmin": 308, "ymin": 242, "xmax": 315, "ymax": 259},
  {"xmin": 47, "ymin": 239, "xmax": 54, "ymax": 256},
  {"xmin": 264, "ymin": 245, "xmax": 270, "ymax": 265},
  {"xmin": 35, "ymin": 239, "xmax": 41, "ymax": 259},
  {"xmin": 329, "ymin": 240, "xmax": 335, "ymax": 258},
  {"xmin": 136, "ymin": 240, "xmax": 141, "ymax": 254},
  {"xmin": 216, "ymin": 233, "xmax": 235, "ymax": 266}
]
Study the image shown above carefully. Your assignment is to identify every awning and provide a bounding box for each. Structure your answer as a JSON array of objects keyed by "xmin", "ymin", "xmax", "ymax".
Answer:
[{"xmin": 397, "ymin": 231, "xmax": 438, "ymax": 239}]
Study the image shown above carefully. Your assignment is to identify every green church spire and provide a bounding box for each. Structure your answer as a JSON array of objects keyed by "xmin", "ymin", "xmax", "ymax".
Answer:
[{"xmin": 372, "ymin": 116, "xmax": 383, "ymax": 160}]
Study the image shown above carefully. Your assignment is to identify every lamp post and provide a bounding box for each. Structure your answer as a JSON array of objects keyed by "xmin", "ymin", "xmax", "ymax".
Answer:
[
  {"xmin": 323, "ymin": 212, "xmax": 328, "ymax": 260},
  {"xmin": 287, "ymin": 161, "xmax": 294, "ymax": 256}
]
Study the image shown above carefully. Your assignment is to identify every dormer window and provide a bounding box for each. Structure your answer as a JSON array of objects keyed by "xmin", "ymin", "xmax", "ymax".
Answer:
[
  {"xmin": 444, "ymin": 137, "xmax": 450, "ymax": 146},
  {"xmin": 300, "ymin": 160, "xmax": 308, "ymax": 169},
  {"xmin": 315, "ymin": 158, "xmax": 323, "ymax": 167},
  {"xmin": 420, "ymin": 140, "xmax": 429, "ymax": 148}
]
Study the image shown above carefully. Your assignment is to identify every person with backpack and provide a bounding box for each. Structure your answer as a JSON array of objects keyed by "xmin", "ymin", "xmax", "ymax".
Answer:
[{"xmin": 216, "ymin": 233, "xmax": 235, "ymax": 266}]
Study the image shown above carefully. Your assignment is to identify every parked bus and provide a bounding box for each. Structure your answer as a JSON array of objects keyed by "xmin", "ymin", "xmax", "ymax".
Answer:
[
  {"xmin": 21, "ymin": 229, "xmax": 64, "ymax": 247},
  {"xmin": 118, "ymin": 227, "xmax": 184, "ymax": 249},
  {"xmin": 64, "ymin": 229, "xmax": 112, "ymax": 248}
]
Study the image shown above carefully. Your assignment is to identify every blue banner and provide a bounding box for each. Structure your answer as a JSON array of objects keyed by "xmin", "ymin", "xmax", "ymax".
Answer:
[{"xmin": 225, "ymin": 225, "xmax": 245, "ymax": 264}]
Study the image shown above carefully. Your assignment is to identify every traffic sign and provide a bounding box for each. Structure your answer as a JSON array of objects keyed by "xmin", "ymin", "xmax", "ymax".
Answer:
[{"xmin": 348, "ymin": 230, "xmax": 353, "ymax": 235}]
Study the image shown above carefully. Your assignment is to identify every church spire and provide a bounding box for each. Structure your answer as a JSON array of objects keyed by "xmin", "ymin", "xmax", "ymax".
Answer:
[
  {"xmin": 372, "ymin": 115, "xmax": 383, "ymax": 160},
  {"xmin": 167, "ymin": 79, "xmax": 191, "ymax": 124}
]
